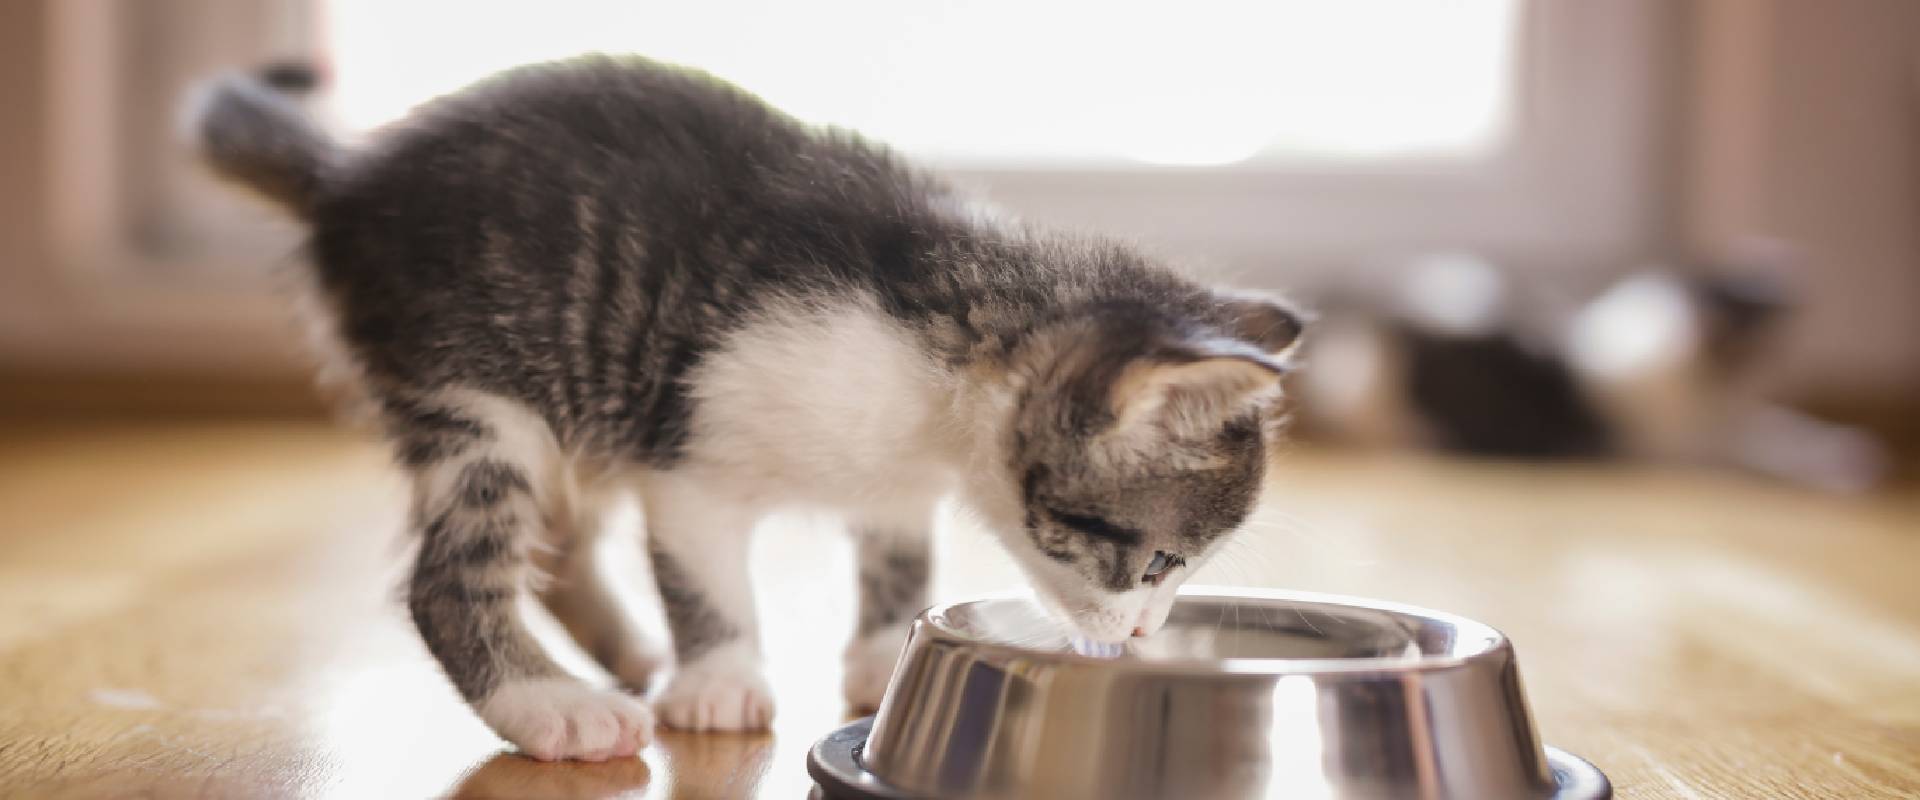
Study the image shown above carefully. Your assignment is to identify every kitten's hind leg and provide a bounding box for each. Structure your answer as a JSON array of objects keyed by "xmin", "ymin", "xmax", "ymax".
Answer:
[
  {"xmin": 393, "ymin": 391, "xmax": 653, "ymax": 760},
  {"xmin": 641, "ymin": 472, "xmax": 774, "ymax": 731},
  {"xmin": 844, "ymin": 520, "xmax": 932, "ymax": 714},
  {"xmin": 534, "ymin": 488, "xmax": 670, "ymax": 692}
]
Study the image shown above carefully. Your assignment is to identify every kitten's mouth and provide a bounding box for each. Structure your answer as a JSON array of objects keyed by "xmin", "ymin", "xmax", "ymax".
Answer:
[
  {"xmin": 1069, "ymin": 616, "xmax": 1165, "ymax": 657},
  {"xmin": 1031, "ymin": 595, "xmax": 1134, "ymax": 645}
]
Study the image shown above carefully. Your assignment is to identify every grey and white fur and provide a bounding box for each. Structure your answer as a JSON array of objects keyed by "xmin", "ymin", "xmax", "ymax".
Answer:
[{"xmin": 190, "ymin": 55, "xmax": 1303, "ymax": 760}]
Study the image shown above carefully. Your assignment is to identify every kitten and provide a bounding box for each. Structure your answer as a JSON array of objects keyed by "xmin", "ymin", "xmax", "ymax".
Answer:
[{"xmin": 190, "ymin": 55, "xmax": 1303, "ymax": 760}]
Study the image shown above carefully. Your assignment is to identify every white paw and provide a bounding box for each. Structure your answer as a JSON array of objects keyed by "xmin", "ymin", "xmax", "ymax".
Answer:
[
  {"xmin": 842, "ymin": 628, "xmax": 909, "ymax": 714},
  {"xmin": 478, "ymin": 678, "xmax": 654, "ymax": 762},
  {"xmin": 655, "ymin": 656, "xmax": 775, "ymax": 731}
]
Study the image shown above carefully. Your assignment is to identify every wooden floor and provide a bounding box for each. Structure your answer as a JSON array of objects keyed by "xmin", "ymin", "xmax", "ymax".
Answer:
[{"xmin": 1, "ymin": 419, "xmax": 1916, "ymax": 799}]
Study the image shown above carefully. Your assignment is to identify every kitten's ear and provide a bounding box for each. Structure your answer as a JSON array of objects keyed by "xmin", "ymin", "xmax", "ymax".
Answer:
[
  {"xmin": 1109, "ymin": 342, "xmax": 1286, "ymax": 441},
  {"xmin": 1218, "ymin": 291, "xmax": 1309, "ymax": 358}
]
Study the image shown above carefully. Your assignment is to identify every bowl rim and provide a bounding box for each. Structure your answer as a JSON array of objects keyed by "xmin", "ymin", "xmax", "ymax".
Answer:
[
  {"xmin": 916, "ymin": 585, "xmax": 1513, "ymax": 675},
  {"xmin": 811, "ymin": 716, "xmax": 1614, "ymax": 800}
]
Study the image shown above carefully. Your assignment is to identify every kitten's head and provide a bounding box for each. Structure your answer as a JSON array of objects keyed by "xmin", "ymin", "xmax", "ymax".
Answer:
[{"xmin": 977, "ymin": 291, "xmax": 1304, "ymax": 643}]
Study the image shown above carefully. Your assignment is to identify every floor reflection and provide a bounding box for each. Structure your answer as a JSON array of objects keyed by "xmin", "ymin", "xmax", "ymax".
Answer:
[
  {"xmin": 447, "ymin": 752, "xmax": 654, "ymax": 799},
  {"xmin": 437, "ymin": 728, "xmax": 815, "ymax": 799},
  {"xmin": 653, "ymin": 731, "xmax": 780, "ymax": 798}
]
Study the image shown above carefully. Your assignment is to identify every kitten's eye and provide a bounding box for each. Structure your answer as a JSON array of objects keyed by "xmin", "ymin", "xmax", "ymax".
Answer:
[
  {"xmin": 1049, "ymin": 510, "xmax": 1144, "ymax": 545},
  {"xmin": 1142, "ymin": 550, "xmax": 1186, "ymax": 585}
]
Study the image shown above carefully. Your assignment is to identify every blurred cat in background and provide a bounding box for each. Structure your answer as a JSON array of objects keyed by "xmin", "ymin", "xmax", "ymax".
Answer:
[{"xmin": 1297, "ymin": 252, "xmax": 1887, "ymax": 493}]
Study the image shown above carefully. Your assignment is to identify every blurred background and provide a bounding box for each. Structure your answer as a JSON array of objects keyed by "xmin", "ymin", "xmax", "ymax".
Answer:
[{"xmin": 1, "ymin": 0, "xmax": 1915, "ymax": 476}]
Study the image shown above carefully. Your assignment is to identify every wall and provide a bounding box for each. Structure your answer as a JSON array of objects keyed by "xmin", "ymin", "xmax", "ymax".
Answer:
[
  {"xmin": 0, "ymin": 1, "xmax": 51, "ymax": 324},
  {"xmin": 1685, "ymin": 0, "xmax": 1920, "ymax": 400}
]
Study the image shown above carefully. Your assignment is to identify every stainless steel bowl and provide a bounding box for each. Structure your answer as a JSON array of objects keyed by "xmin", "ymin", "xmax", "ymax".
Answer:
[{"xmin": 809, "ymin": 587, "xmax": 1608, "ymax": 799}]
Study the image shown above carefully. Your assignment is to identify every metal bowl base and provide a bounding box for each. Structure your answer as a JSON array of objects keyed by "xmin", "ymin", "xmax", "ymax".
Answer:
[{"xmin": 808, "ymin": 716, "xmax": 1612, "ymax": 800}]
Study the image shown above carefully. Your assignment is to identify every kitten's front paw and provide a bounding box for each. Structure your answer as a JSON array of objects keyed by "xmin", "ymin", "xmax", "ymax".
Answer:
[
  {"xmin": 478, "ymin": 678, "xmax": 654, "ymax": 762},
  {"xmin": 655, "ymin": 656, "xmax": 774, "ymax": 731},
  {"xmin": 843, "ymin": 627, "xmax": 909, "ymax": 714}
]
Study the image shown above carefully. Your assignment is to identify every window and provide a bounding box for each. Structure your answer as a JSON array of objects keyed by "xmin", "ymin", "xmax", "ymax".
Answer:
[
  {"xmin": 21, "ymin": 0, "xmax": 1674, "ymax": 374},
  {"xmin": 326, "ymin": 0, "xmax": 1520, "ymax": 168}
]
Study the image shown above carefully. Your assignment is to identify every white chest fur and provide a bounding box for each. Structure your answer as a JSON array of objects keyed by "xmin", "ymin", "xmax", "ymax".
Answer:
[{"xmin": 672, "ymin": 294, "xmax": 973, "ymax": 516}]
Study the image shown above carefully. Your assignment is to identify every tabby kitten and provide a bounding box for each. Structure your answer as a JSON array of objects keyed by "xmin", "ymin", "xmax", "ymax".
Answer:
[{"xmin": 192, "ymin": 55, "xmax": 1302, "ymax": 761}]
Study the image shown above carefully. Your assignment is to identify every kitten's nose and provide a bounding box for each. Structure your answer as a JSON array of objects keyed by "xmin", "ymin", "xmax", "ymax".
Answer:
[{"xmin": 1131, "ymin": 627, "xmax": 1146, "ymax": 637}]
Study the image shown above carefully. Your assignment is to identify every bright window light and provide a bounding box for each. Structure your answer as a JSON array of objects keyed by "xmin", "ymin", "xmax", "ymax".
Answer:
[{"xmin": 325, "ymin": 0, "xmax": 1519, "ymax": 167}]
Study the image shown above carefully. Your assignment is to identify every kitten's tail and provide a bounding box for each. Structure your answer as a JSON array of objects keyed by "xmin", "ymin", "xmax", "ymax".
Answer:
[{"xmin": 184, "ymin": 71, "xmax": 336, "ymax": 218}]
